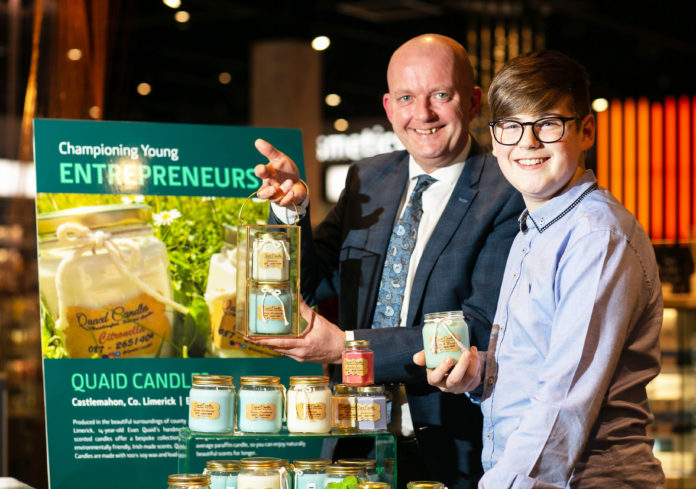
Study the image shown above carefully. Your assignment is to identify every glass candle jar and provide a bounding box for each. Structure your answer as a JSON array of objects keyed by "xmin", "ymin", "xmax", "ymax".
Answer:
[
  {"xmin": 238, "ymin": 457, "xmax": 288, "ymax": 489},
  {"xmin": 204, "ymin": 460, "xmax": 240, "ymax": 489},
  {"xmin": 37, "ymin": 204, "xmax": 180, "ymax": 358},
  {"xmin": 248, "ymin": 282, "xmax": 292, "ymax": 335},
  {"xmin": 237, "ymin": 376, "xmax": 284, "ymax": 433},
  {"xmin": 287, "ymin": 376, "xmax": 331, "ymax": 433},
  {"xmin": 421, "ymin": 311, "xmax": 469, "ymax": 368},
  {"xmin": 342, "ymin": 340, "xmax": 374, "ymax": 386},
  {"xmin": 252, "ymin": 232, "xmax": 290, "ymax": 282},
  {"xmin": 168, "ymin": 474, "xmax": 211, "ymax": 489},
  {"xmin": 331, "ymin": 384, "xmax": 358, "ymax": 433},
  {"xmin": 189, "ymin": 375, "xmax": 235, "ymax": 433},
  {"xmin": 294, "ymin": 459, "xmax": 331, "ymax": 489},
  {"xmin": 206, "ymin": 224, "xmax": 238, "ymax": 357},
  {"xmin": 380, "ymin": 458, "xmax": 394, "ymax": 487},
  {"xmin": 324, "ymin": 465, "xmax": 366, "ymax": 488},
  {"xmin": 406, "ymin": 482, "xmax": 445, "ymax": 489},
  {"xmin": 335, "ymin": 459, "xmax": 378, "ymax": 482},
  {"xmin": 356, "ymin": 386, "xmax": 387, "ymax": 432}
]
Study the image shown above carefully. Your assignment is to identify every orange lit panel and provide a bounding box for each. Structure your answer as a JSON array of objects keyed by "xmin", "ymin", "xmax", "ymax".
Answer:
[
  {"xmin": 650, "ymin": 102, "xmax": 664, "ymax": 240},
  {"xmin": 637, "ymin": 98, "xmax": 650, "ymax": 233},
  {"xmin": 610, "ymin": 100, "xmax": 623, "ymax": 202},
  {"xmin": 596, "ymin": 109, "xmax": 610, "ymax": 189},
  {"xmin": 623, "ymin": 99, "xmax": 637, "ymax": 217},
  {"xmin": 678, "ymin": 96, "xmax": 691, "ymax": 240},
  {"xmin": 664, "ymin": 97, "xmax": 677, "ymax": 241}
]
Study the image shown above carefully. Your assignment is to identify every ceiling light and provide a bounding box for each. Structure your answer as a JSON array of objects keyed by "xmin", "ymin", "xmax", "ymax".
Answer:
[
  {"xmin": 325, "ymin": 94, "xmax": 341, "ymax": 107},
  {"xmin": 67, "ymin": 48, "xmax": 82, "ymax": 61},
  {"xmin": 334, "ymin": 118, "xmax": 349, "ymax": 132},
  {"xmin": 162, "ymin": 0, "xmax": 181, "ymax": 8},
  {"xmin": 218, "ymin": 72, "xmax": 232, "ymax": 84},
  {"xmin": 592, "ymin": 98, "xmax": 609, "ymax": 112},
  {"xmin": 88, "ymin": 106, "xmax": 101, "ymax": 119},
  {"xmin": 175, "ymin": 10, "xmax": 190, "ymax": 23},
  {"xmin": 311, "ymin": 36, "xmax": 330, "ymax": 51},
  {"xmin": 137, "ymin": 83, "xmax": 152, "ymax": 96}
]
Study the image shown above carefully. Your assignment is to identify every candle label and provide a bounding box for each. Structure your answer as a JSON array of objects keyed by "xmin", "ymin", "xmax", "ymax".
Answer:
[
  {"xmin": 63, "ymin": 292, "xmax": 170, "ymax": 358},
  {"xmin": 343, "ymin": 357, "xmax": 368, "ymax": 376},
  {"xmin": 434, "ymin": 333, "xmax": 463, "ymax": 352},
  {"xmin": 295, "ymin": 402, "xmax": 327, "ymax": 420},
  {"xmin": 257, "ymin": 305, "xmax": 285, "ymax": 322},
  {"xmin": 336, "ymin": 402, "xmax": 356, "ymax": 420},
  {"xmin": 190, "ymin": 400, "xmax": 221, "ymax": 420},
  {"xmin": 245, "ymin": 402, "xmax": 277, "ymax": 420},
  {"xmin": 212, "ymin": 297, "xmax": 236, "ymax": 348},
  {"xmin": 357, "ymin": 403, "xmax": 382, "ymax": 422},
  {"xmin": 260, "ymin": 251, "xmax": 284, "ymax": 269}
]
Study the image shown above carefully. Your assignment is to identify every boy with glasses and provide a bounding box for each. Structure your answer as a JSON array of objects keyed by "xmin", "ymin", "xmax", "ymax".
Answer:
[{"xmin": 415, "ymin": 50, "xmax": 665, "ymax": 488}]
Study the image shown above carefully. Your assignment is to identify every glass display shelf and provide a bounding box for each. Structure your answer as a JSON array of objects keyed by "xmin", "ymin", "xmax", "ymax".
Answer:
[{"xmin": 178, "ymin": 428, "xmax": 396, "ymax": 484}]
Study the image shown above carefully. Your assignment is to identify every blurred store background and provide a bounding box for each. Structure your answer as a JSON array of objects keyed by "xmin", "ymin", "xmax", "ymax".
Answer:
[{"xmin": 1, "ymin": 1, "xmax": 696, "ymax": 488}]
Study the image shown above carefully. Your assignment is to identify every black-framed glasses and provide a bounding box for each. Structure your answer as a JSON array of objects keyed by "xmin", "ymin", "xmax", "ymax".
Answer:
[{"xmin": 488, "ymin": 116, "xmax": 578, "ymax": 145}]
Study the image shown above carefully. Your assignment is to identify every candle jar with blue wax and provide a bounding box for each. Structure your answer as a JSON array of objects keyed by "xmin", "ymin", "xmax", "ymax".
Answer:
[
  {"xmin": 421, "ymin": 311, "xmax": 469, "ymax": 368},
  {"xmin": 188, "ymin": 375, "xmax": 235, "ymax": 433},
  {"xmin": 356, "ymin": 386, "xmax": 387, "ymax": 432},
  {"xmin": 204, "ymin": 460, "xmax": 240, "ymax": 489},
  {"xmin": 294, "ymin": 459, "xmax": 331, "ymax": 489},
  {"xmin": 237, "ymin": 376, "xmax": 284, "ymax": 433},
  {"xmin": 248, "ymin": 281, "xmax": 293, "ymax": 335}
]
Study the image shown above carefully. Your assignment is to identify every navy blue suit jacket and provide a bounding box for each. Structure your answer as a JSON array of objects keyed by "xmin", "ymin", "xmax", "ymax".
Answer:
[{"xmin": 273, "ymin": 140, "xmax": 524, "ymax": 487}]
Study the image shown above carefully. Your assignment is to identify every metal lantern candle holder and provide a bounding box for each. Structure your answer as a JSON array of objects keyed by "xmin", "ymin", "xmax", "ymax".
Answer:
[{"xmin": 236, "ymin": 192, "xmax": 302, "ymax": 337}]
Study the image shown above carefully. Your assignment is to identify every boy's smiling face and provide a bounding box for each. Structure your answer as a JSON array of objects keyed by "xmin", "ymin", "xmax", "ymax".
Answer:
[{"xmin": 492, "ymin": 99, "xmax": 595, "ymax": 211}]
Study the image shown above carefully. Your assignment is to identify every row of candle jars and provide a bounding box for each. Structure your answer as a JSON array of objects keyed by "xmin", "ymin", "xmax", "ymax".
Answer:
[
  {"xmin": 189, "ymin": 374, "xmax": 389, "ymax": 434},
  {"xmin": 177, "ymin": 457, "xmax": 389, "ymax": 489}
]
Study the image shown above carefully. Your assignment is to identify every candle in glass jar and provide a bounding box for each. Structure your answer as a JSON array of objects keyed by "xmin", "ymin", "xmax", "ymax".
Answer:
[
  {"xmin": 287, "ymin": 376, "xmax": 331, "ymax": 433},
  {"xmin": 252, "ymin": 232, "xmax": 290, "ymax": 282},
  {"xmin": 356, "ymin": 386, "xmax": 387, "ymax": 432},
  {"xmin": 237, "ymin": 376, "xmax": 284, "ymax": 433},
  {"xmin": 188, "ymin": 375, "xmax": 235, "ymax": 433},
  {"xmin": 342, "ymin": 340, "xmax": 373, "ymax": 386},
  {"xmin": 238, "ymin": 458, "xmax": 285, "ymax": 489},
  {"xmin": 331, "ymin": 384, "xmax": 358, "ymax": 433},
  {"xmin": 421, "ymin": 311, "xmax": 469, "ymax": 368},
  {"xmin": 294, "ymin": 459, "xmax": 331, "ymax": 489},
  {"xmin": 248, "ymin": 282, "xmax": 292, "ymax": 335}
]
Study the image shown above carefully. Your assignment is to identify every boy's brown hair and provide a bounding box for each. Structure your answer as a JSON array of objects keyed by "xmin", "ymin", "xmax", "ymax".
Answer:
[{"xmin": 488, "ymin": 50, "xmax": 590, "ymax": 121}]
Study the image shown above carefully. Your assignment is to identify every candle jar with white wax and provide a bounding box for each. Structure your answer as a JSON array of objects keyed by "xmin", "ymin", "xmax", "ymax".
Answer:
[{"xmin": 287, "ymin": 376, "xmax": 331, "ymax": 433}]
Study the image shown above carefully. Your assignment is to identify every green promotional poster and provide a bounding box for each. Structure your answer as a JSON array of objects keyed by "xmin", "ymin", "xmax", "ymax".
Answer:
[{"xmin": 33, "ymin": 119, "xmax": 330, "ymax": 489}]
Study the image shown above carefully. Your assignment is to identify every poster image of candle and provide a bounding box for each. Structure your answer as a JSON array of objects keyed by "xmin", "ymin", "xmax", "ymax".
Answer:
[{"xmin": 36, "ymin": 192, "xmax": 286, "ymax": 360}]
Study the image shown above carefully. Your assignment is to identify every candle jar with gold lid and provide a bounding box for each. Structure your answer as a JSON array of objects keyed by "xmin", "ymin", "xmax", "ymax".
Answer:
[
  {"xmin": 238, "ymin": 457, "xmax": 288, "ymax": 489},
  {"xmin": 237, "ymin": 376, "xmax": 284, "ymax": 433},
  {"xmin": 167, "ymin": 474, "xmax": 211, "ymax": 489},
  {"xmin": 287, "ymin": 376, "xmax": 331, "ymax": 433},
  {"xmin": 188, "ymin": 375, "xmax": 235, "ymax": 433}
]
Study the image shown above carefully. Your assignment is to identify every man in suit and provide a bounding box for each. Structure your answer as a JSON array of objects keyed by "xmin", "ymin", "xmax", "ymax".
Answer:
[{"xmin": 252, "ymin": 34, "xmax": 524, "ymax": 488}]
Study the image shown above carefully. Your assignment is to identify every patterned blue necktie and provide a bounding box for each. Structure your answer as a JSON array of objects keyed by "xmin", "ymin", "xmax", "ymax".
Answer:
[{"xmin": 372, "ymin": 174, "xmax": 437, "ymax": 328}]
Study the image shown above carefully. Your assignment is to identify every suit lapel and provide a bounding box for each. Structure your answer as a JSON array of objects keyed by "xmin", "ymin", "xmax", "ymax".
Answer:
[{"xmin": 405, "ymin": 139, "xmax": 486, "ymax": 327}]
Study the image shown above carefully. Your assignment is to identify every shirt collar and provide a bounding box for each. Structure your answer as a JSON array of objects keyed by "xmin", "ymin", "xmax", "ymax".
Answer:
[
  {"xmin": 407, "ymin": 136, "xmax": 471, "ymax": 184},
  {"xmin": 523, "ymin": 169, "xmax": 598, "ymax": 234}
]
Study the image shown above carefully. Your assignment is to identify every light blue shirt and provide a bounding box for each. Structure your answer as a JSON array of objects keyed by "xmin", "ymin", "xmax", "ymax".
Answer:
[{"xmin": 479, "ymin": 170, "xmax": 665, "ymax": 488}]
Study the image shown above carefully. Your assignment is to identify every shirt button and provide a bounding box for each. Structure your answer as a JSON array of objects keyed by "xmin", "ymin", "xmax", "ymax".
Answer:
[
  {"xmin": 522, "ymin": 248, "xmax": 527, "ymax": 253},
  {"xmin": 486, "ymin": 433, "xmax": 492, "ymax": 439},
  {"xmin": 512, "ymin": 273, "xmax": 518, "ymax": 278}
]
